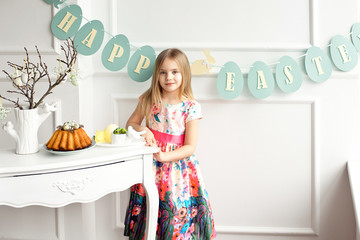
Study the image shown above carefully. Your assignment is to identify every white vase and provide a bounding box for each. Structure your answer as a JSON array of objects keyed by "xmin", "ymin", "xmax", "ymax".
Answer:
[{"xmin": 2, "ymin": 103, "xmax": 56, "ymax": 154}]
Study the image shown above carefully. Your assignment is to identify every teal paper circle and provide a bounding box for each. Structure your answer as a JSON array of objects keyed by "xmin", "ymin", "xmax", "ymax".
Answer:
[
  {"xmin": 51, "ymin": 4, "xmax": 82, "ymax": 40},
  {"xmin": 216, "ymin": 61, "xmax": 243, "ymax": 99},
  {"xmin": 305, "ymin": 46, "xmax": 332, "ymax": 83},
  {"xmin": 275, "ymin": 56, "xmax": 302, "ymax": 93},
  {"xmin": 73, "ymin": 20, "xmax": 104, "ymax": 56},
  {"xmin": 351, "ymin": 23, "xmax": 360, "ymax": 52},
  {"xmin": 127, "ymin": 46, "xmax": 156, "ymax": 82},
  {"xmin": 248, "ymin": 61, "xmax": 275, "ymax": 99},
  {"xmin": 101, "ymin": 34, "xmax": 130, "ymax": 71},
  {"xmin": 330, "ymin": 35, "xmax": 358, "ymax": 71}
]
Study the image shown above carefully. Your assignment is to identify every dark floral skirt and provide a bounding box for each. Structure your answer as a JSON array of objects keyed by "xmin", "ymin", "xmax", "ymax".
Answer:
[{"xmin": 124, "ymin": 158, "xmax": 216, "ymax": 240}]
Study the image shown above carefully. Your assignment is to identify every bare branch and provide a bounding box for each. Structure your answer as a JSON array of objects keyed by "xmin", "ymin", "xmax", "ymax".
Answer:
[
  {"xmin": 1, "ymin": 39, "xmax": 78, "ymax": 109},
  {"xmin": 0, "ymin": 95, "xmax": 23, "ymax": 110}
]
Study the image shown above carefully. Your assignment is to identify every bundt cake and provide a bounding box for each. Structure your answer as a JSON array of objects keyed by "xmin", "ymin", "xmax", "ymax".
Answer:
[{"xmin": 46, "ymin": 121, "xmax": 92, "ymax": 151}]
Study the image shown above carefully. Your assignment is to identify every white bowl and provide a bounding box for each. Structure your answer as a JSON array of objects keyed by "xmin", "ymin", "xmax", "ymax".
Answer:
[{"xmin": 111, "ymin": 133, "xmax": 127, "ymax": 145}]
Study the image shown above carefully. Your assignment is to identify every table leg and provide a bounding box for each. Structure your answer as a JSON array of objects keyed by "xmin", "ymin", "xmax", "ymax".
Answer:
[
  {"xmin": 143, "ymin": 153, "xmax": 159, "ymax": 240},
  {"xmin": 81, "ymin": 202, "xmax": 96, "ymax": 240},
  {"xmin": 56, "ymin": 207, "xmax": 65, "ymax": 239}
]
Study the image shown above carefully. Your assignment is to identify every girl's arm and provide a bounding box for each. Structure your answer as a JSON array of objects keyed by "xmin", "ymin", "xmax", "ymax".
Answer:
[
  {"xmin": 153, "ymin": 119, "xmax": 199, "ymax": 162},
  {"xmin": 126, "ymin": 101, "xmax": 156, "ymax": 145}
]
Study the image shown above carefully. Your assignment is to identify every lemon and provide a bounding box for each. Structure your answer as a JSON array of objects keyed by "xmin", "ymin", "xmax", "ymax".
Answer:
[
  {"xmin": 95, "ymin": 130, "xmax": 105, "ymax": 143},
  {"xmin": 104, "ymin": 123, "xmax": 119, "ymax": 143}
]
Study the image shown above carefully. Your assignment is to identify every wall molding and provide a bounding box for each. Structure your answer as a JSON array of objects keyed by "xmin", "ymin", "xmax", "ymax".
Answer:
[
  {"xmin": 215, "ymin": 226, "xmax": 317, "ymax": 236},
  {"xmin": 110, "ymin": 95, "xmax": 320, "ymax": 237},
  {"xmin": 2, "ymin": 68, "xmax": 356, "ymax": 83},
  {"xmin": 91, "ymin": 68, "xmax": 359, "ymax": 80},
  {"xmin": 1, "ymin": 0, "xmax": 315, "ymax": 55},
  {"xmin": 0, "ymin": 5, "xmax": 60, "ymax": 56},
  {"xmin": 0, "ymin": 200, "xmax": 65, "ymax": 240},
  {"xmin": 109, "ymin": 0, "xmax": 313, "ymax": 52},
  {"xmin": 309, "ymin": 0, "xmax": 317, "ymax": 45},
  {"xmin": 127, "ymin": 42, "xmax": 312, "ymax": 52},
  {"xmin": 197, "ymin": 98, "xmax": 320, "ymax": 236}
]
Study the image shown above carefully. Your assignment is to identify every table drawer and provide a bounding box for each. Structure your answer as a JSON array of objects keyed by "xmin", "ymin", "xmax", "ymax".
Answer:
[{"xmin": 0, "ymin": 159, "xmax": 143, "ymax": 208}]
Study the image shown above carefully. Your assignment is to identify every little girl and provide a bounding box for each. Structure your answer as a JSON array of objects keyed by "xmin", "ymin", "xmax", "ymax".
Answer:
[{"xmin": 124, "ymin": 48, "xmax": 216, "ymax": 240}]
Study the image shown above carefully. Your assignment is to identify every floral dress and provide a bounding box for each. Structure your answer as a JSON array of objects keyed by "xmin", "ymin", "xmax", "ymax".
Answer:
[{"xmin": 124, "ymin": 100, "xmax": 216, "ymax": 240}]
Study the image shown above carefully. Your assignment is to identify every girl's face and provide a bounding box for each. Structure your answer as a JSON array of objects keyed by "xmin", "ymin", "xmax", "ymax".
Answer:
[{"xmin": 158, "ymin": 58, "xmax": 182, "ymax": 96}]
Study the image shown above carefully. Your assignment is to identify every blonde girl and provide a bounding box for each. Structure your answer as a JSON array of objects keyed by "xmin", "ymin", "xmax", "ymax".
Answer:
[{"xmin": 124, "ymin": 48, "xmax": 216, "ymax": 240}]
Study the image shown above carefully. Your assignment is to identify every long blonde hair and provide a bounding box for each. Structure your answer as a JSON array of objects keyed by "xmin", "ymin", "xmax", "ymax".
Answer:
[{"xmin": 140, "ymin": 48, "xmax": 194, "ymax": 125}]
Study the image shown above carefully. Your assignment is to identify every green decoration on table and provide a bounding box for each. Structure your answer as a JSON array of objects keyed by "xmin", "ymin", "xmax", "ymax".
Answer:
[{"xmin": 113, "ymin": 128, "xmax": 127, "ymax": 134}]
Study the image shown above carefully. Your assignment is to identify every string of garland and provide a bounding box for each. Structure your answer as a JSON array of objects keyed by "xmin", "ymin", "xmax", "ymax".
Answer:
[{"xmin": 45, "ymin": 0, "xmax": 360, "ymax": 99}]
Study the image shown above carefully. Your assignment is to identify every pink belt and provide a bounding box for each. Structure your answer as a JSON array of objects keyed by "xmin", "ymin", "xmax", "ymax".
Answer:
[{"xmin": 150, "ymin": 128, "xmax": 184, "ymax": 145}]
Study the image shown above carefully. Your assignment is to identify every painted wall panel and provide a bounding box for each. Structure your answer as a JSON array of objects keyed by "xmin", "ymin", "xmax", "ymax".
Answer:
[
  {"xmin": 114, "ymin": 0, "xmax": 310, "ymax": 46},
  {"xmin": 198, "ymin": 101, "xmax": 313, "ymax": 229}
]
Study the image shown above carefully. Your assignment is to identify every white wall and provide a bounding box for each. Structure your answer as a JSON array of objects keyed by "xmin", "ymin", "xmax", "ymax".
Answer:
[{"xmin": 0, "ymin": 0, "xmax": 359, "ymax": 240}]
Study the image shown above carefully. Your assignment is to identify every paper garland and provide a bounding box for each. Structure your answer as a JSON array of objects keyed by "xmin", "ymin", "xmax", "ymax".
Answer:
[
  {"xmin": 127, "ymin": 46, "xmax": 156, "ymax": 82},
  {"xmin": 351, "ymin": 23, "xmax": 360, "ymax": 51},
  {"xmin": 51, "ymin": 4, "xmax": 82, "ymax": 40},
  {"xmin": 217, "ymin": 61, "xmax": 243, "ymax": 99},
  {"xmin": 46, "ymin": 0, "xmax": 360, "ymax": 99},
  {"xmin": 305, "ymin": 46, "xmax": 333, "ymax": 83},
  {"xmin": 275, "ymin": 56, "xmax": 302, "ymax": 93},
  {"xmin": 101, "ymin": 34, "xmax": 130, "ymax": 71},
  {"xmin": 330, "ymin": 35, "xmax": 358, "ymax": 71},
  {"xmin": 248, "ymin": 61, "xmax": 275, "ymax": 99},
  {"xmin": 73, "ymin": 20, "xmax": 104, "ymax": 56}
]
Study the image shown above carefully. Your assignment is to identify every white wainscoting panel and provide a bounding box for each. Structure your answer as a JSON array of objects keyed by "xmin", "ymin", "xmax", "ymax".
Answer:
[
  {"xmin": 197, "ymin": 100, "xmax": 319, "ymax": 236},
  {"xmin": 0, "ymin": 207, "xmax": 65, "ymax": 240},
  {"xmin": 0, "ymin": 0, "xmax": 61, "ymax": 56}
]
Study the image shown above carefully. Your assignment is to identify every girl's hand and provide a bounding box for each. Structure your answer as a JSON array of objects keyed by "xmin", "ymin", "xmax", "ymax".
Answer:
[
  {"xmin": 142, "ymin": 128, "xmax": 157, "ymax": 146},
  {"xmin": 153, "ymin": 148, "xmax": 167, "ymax": 162}
]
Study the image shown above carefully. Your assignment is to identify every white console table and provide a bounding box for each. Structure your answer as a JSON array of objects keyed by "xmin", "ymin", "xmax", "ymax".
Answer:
[{"xmin": 0, "ymin": 145, "xmax": 159, "ymax": 240}]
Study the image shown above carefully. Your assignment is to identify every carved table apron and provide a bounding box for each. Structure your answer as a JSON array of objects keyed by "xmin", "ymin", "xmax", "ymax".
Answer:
[{"xmin": 0, "ymin": 145, "xmax": 159, "ymax": 240}]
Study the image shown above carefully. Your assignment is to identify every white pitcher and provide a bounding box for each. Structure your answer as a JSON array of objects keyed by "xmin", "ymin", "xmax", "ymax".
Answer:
[{"xmin": 2, "ymin": 103, "xmax": 56, "ymax": 154}]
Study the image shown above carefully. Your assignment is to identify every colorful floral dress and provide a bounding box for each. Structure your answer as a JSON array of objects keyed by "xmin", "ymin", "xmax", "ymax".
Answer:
[{"xmin": 124, "ymin": 100, "xmax": 216, "ymax": 240}]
